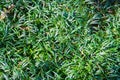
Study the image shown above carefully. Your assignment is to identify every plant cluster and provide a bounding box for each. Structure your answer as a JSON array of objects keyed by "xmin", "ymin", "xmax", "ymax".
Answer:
[
  {"xmin": 0, "ymin": 0, "xmax": 120, "ymax": 80},
  {"xmin": 85, "ymin": 0, "xmax": 120, "ymax": 33}
]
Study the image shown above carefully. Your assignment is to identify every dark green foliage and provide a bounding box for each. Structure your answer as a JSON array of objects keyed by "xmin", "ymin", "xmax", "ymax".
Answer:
[
  {"xmin": 0, "ymin": 0, "xmax": 120, "ymax": 80},
  {"xmin": 85, "ymin": 0, "xmax": 120, "ymax": 33}
]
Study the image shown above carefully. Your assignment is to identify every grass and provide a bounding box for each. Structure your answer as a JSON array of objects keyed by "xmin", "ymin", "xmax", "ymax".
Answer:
[{"xmin": 0, "ymin": 0, "xmax": 120, "ymax": 80}]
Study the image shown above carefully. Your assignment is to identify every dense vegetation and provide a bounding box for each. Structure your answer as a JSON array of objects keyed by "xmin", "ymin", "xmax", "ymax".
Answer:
[{"xmin": 0, "ymin": 0, "xmax": 120, "ymax": 80}]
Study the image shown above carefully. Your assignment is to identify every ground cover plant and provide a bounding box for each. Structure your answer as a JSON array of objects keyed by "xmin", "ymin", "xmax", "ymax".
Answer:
[{"xmin": 0, "ymin": 0, "xmax": 120, "ymax": 80}]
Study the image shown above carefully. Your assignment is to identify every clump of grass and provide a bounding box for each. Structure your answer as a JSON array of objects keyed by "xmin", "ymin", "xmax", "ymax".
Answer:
[
  {"xmin": 85, "ymin": 0, "xmax": 120, "ymax": 33},
  {"xmin": 0, "ymin": 0, "xmax": 120, "ymax": 80}
]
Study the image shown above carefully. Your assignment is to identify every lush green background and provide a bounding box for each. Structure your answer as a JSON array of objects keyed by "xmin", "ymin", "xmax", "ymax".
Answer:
[{"xmin": 0, "ymin": 0, "xmax": 120, "ymax": 80}]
